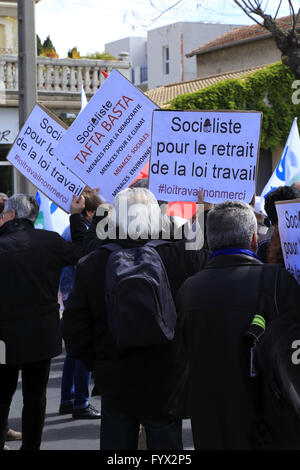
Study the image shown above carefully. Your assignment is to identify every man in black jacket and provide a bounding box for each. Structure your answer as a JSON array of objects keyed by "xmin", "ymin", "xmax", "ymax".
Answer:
[
  {"xmin": 63, "ymin": 187, "xmax": 207, "ymax": 450},
  {"xmin": 177, "ymin": 200, "xmax": 300, "ymax": 450},
  {"xmin": 0, "ymin": 193, "xmax": 84, "ymax": 450}
]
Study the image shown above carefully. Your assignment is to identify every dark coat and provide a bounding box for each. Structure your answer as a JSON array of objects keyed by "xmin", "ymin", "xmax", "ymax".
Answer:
[
  {"xmin": 62, "ymin": 237, "xmax": 208, "ymax": 420},
  {"xmin": 0, "ymin": 218, "xmax": 83, "ymax": 365},
  {"xmin": 176, "ymin": 253, "xmax": 300, "ymax": 450}
]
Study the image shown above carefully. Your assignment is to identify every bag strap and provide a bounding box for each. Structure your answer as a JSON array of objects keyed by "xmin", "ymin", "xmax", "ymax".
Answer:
[
  {"xmin": 100, "ymin": 243, "xmax": 122, "ymax": 253},
  {"xmin": 146, "ymin": 239, "xmax": 172, "ymax": 248},
  {"xmin": 101, "ymin": 240, "xmax": 171, "ymax": 252}
]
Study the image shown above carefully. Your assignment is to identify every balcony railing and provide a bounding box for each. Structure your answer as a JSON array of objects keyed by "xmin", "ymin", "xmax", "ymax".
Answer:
[{"xmin": 0, "ymin": 53, "xmax": 131, "ymax": 95}]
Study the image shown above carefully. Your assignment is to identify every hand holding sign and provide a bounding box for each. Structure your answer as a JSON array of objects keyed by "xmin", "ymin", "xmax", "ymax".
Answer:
[{"xmin": 70, "ymin": 194, "xmax": 85, "ymax": 214}]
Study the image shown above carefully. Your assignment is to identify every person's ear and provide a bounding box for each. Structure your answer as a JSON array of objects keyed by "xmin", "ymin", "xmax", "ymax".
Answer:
[
  {"xmin": 86, "ymin": 210, "xmax": 95, "ymax": 219},
  {"xmin": 251, "ymin": 232, "xmax": 258, "ymax": 252}
]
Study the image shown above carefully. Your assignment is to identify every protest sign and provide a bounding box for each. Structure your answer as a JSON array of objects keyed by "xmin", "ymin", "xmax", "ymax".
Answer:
[
  {"xmin": 53, "ymin": 69, "xmax": 158, "ymax": 203},
  {"xmin": 149, "ymin": 110, "xmax": 262, "ymax": 203},
  {"xmin": 276, "ymin": 199, "xmax": 300, "ymax": 284},
  {"xmin": 7, "ymin": 104, "xmax": 85, "ymax": 213}
]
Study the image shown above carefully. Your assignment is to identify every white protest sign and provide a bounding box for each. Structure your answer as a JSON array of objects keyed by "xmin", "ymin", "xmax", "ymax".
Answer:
[
  {"xmin": 7, "ymin": 104, "xmax": 85, "ymax": 213},
  {"xmin": 54, "ymin": 69, "xmax": 158, "ymax": 203},
  {"xmin": 276, "ymin": 199, "xmax": 300, "ymax": 284},
  {"xmin": 149, "ymin": 110, "xmax": 262, "ymax": 203}
]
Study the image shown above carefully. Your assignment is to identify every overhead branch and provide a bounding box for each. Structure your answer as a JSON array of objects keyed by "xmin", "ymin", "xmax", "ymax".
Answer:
[{"xmin": 233, "ymin": 0, "xmax": 300, "ymax": 77}]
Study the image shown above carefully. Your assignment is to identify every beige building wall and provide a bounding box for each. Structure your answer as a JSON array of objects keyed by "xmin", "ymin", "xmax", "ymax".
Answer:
[
  {"xmin": 0, "ymin": 16, "xmax": 17, "ymax": 53},
  {"xmin": 0, "ymin": 2, "xmax": 17, "ymax": 54},
  {"xmin": 196, "ymin": 38, "xmax": 281, "ymax": 77}
]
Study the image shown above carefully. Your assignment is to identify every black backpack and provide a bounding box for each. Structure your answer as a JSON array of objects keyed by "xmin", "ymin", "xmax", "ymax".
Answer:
[
  {"xmin": 103, "ymin": 240, "xmax": 177, "ymax": 350},
  {"xmin": 241, "ymin": 264, "xmax": 300, "ymax": 447}
]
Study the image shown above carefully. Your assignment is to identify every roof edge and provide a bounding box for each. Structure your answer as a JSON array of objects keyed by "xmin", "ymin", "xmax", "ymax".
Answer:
[
  {"xmin": 186, "ymin": 31, "xmax": 273, "ymax": 57},
  {"xmin": 186, "ymin": 24, "xmax": 300, "ymax": 58},
  {"xmin": 146, "ymin": 62, "xmax": 273, "ymax": 94}
]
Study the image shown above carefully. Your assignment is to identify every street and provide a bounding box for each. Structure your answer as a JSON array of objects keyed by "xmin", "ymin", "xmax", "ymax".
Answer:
[{"xmin": 6, "ymin": 350, "xmax": 194, "ymax": 451}]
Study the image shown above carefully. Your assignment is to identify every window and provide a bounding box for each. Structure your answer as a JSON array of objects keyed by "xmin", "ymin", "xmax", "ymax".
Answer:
[
  {"xmin": 163, "ymin": 47, "xmax": 170, "ymax": 75},
  {"xmin": 140, "ymin": 66, "xmax": 148, "ymax": 83}
]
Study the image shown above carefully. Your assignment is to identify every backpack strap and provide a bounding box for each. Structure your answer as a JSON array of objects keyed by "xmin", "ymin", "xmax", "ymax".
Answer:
[
  {"xmin": 243, "ymin": 264, "xmax": 281, "ymax": 353},
  {"xmin": 146, "ymin": 240, "xmax": 172, "ymax": 248},
  {"xmin": 100, "ymin": 243, "xmax": 122, "ymax": 253},
  {"xmin": 101, "ymin": 240, "xmax": 171, "ymax": 252}
]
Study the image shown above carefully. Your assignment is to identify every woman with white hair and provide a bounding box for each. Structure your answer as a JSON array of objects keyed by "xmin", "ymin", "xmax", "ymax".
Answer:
[{"xmin": 63, "ymin": 187, "xmax": 208, "ymax": 450}]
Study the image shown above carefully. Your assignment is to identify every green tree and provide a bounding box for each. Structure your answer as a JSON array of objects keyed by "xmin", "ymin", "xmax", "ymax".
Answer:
[
  {"xmin": 41, "ymin": 35, "xmax": 58, "ymax": 58},
  {"xmin": 170, "ymin": 62, "xmax": 300, "ymax": 150},
  {"xmin": 36, "ymin": 34, "xmax": 42, "ymax": 56},
  {"xmin": 68, "ymin": 47, "xmax": 80, "ymax": 59},
  {"xmin": 43, "ymin": 35, "xmax": 55, "ymax": 50},
  {"xmin": 84, "ymin": 51, "xmax": 116, "ymax": 60}
]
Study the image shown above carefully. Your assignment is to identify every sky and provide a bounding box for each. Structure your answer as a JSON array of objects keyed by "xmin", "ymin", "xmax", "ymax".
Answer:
[{"xmin": 35, "ymin": 0, "xmax": 300, "ymax": 59}]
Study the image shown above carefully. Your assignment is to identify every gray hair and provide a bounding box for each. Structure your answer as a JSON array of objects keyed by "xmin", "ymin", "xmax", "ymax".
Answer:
[
  {"xmin": 5, "ymin": 194, "xmax": 39, "ymax": 223},
  {"xmin": 207, "ymin": 201, "xmax": 257, "ymax": 251},
  {"xmin": 111, "ymin": 187, "xmax": 161, "ymax": 239}
]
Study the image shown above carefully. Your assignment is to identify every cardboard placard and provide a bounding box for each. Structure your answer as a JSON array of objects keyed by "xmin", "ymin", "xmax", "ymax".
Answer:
[
  {"xmin": 276, "ymin": 198, "xmax": 300, "ymax": 284},
  {"xmin": 149, "ymin": 109, "xmax": 262, "ymax": 203},
  {"xmin": 54, "ymin": 69, "xmax": 158, "ymax": 203},
  {"xmin": 6, "ymin": 104, "xmax": 85, "ymax": 213}
]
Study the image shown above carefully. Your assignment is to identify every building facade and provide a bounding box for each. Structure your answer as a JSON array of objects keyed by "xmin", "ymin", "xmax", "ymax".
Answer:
[
  {"xmin": 105, "ymin": 36, "xmax": 148, "ymax": 90},
  {"xmin": 0, "ymin": 1, "xmax": 131, "ymax": 197},
  {"xmin": 105, "ymin": 22, "xmax": 240, "ymax": 92},
  {"xmin": 186, "ymin": 16, "xmax": 296, "ymax": 78},
  {"xmin": 147, "ymin": 22, "xmax": 240, "ymax": 89},
  {"xmin": 0, "ymin": 1, "xmax": 18, "ymax": 196}
]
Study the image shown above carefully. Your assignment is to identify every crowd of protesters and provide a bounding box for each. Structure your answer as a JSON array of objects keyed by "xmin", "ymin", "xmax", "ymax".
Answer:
[{"xmin": 0, "ymin": 181, "xmax": 300, "ymax": 451}]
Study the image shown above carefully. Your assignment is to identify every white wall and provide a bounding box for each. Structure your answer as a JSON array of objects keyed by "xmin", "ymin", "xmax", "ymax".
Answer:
[
  {"xmin": 105, "ymin": 37, "xmax": 130, "ymax": 61},
  {"xmin": 105, "ymin": 36, "xmax": 147, "ymax": 86},
  {"xmin": 147, "ymin": 22, "xmax": 240, "ymax": 89}
]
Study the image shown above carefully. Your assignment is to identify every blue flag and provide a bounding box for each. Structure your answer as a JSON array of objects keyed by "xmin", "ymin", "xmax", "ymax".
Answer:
[{"xmin": 260, "ymin": 118, "xmax": 300, "ymax": 213}]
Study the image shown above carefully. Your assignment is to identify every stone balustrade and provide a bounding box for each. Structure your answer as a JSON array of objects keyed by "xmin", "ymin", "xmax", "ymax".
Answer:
[{"xmin": 0, "ymin": 53, "xmax": 131, "ymax": 95}]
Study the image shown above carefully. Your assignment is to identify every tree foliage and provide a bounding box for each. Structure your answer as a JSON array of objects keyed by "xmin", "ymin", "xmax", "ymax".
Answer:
[
  {"xmin": 83, "ymin": 51, "xmax": 116, "ymax": 60},
  {"xmin": 36, "ymin": 34, "xmax": 42, "ymax": 56},
  {"xmin": 40, "ymin": 35, "xmax": 58, "ymax": 58},
  {"xmin": 68, "ymin": 47, "xmax": 80, "ymax": 59},
  {"xmin": 66, "ymin": 49, "xmax": 116, "ymax": 60},
  {"xmin": 170, "ymin": 62, "xmax": 300, "ymax": 150}
]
